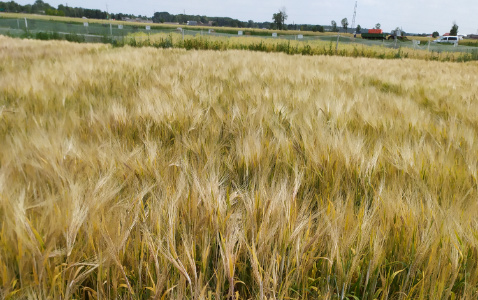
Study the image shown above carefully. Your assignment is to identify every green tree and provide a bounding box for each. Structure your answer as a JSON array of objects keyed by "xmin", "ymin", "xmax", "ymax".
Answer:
[
  {"xmin": 272, "ymin": 8, "xmax": 288, "ymax": 30},
  {"xmin": 450, "ymin": 22, "xmax": 458, "ymax": 36},
  {"xmin": 375, "ymin": 23, "xmax": 381, "ymax": 29},
  {"xmin": 331, "ymin": 20, "xmax": 338, "ymax": 32},
  {"xmin": 32, "ymin": 0, "xmax": 54, "ymax": 13},
  {"xmin": 356, "ymin": 24, "xmax": 362, "ymax": 33},
  {"xmin": 152, "ymin": 12, "xmax": 172, "ymax": 23},
  {"xmin": 432, "ymin": 31, "xmax": 439, "ymax": 38},
  {"xmin": 341, "ymin": 18, "xmax": 349, "ymax": 33}
]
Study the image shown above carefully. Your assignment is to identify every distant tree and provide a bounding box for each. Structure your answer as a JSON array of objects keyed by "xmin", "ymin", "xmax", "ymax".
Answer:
[
  {"xmin": 33, "ymin": 0, "xmax": 45, "ymax": 8},
  {"xmin": 152, "ymin": 12, "xmax": 172, "ymax": 23},
  {"xmin": 272, "ymin": 8, "xmax": 288, "ymax": 30},
  {"xmin": 356, "ymin": 24, "xmax": 362, "ymax": 33},
  {"xmin": 432, "ymin": 31, "xmax": 439, "ymax": 38},
  {"xmin": 341, "ymin": 18, "xmax": 349, "ymax": 33},
  {"xmin": 450, "ymin": 22, "xmax": 458, "ymax": 36},
  {"xmin": 32, "ymin": 0, "xmax": 54, "ymax": 13},
  {"xmin": 374, "ymin": 23, "xmax": 381, "ymax": 29},
  {"xmin": 331, "ymin": 20, "xmax": 338, "ymax": 32},
  {"xmin": 1, "ymin": 0, "xmax": 26, "ymax": 12},
  {"xmin": 317, "ymin": 25, "xmax": 325, "ymax": 32}
]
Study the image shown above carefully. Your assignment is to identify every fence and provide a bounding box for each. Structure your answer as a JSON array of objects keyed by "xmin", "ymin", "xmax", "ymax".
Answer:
[
  {"xmin": 0, "ymin": 17, "xmax": 176, "ymax": 42},
  {"xmin": 1, "ymin": 17, "xmax": 477, "ymax": 54}
]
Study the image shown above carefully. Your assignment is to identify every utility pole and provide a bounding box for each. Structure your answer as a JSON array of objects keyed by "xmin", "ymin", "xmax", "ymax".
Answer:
[{"xmin": 351, "ymin": 1, "xmax": 358, "ymax": 32}]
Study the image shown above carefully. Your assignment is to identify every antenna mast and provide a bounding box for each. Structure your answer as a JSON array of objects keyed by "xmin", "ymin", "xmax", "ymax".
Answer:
[{"xmin": 351, "ymin": 1, "xmax": 358, "ymax": 31}]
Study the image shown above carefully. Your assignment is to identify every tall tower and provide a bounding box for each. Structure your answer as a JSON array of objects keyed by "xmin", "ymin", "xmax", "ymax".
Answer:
[{"xmin": 351, "ymin": 1, "xmax": 358, "ymax": 32}]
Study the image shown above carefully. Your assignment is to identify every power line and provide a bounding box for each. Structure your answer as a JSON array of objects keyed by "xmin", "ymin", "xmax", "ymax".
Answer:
[{"xmin": 351, "ymin": 1, "xmax": 357, "ymax": 31}]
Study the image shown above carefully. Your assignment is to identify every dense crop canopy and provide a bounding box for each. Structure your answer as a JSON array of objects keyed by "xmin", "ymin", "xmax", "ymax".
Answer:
[{"xmin": 1, "ymin": 36, "xmax": 478, "ymax": 299}]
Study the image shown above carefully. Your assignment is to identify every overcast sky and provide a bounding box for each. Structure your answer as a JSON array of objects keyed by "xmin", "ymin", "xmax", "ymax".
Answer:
[{"xmin": 15, "ymin": 0, "xmax": 478, "ymax": 34}]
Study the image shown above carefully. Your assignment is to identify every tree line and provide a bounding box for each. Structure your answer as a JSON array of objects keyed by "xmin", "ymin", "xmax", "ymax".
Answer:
[
  {"xmin": 0, "ymin": 0, "xmax": 137, "ymax": 20},
  {"xmin": 151, "ymin": 11, "xmax": 273, "ymax": 29},
  {"xmin": 1, "ymin": 1, "xmax": 453, "ymax": 35},
  {"xmin": 0, "ymin": 0, "xmax": 271, "ymax": 27},
  {"xmin": 1, "ymin": 0, "xmax": 342, "ymax": 31}
]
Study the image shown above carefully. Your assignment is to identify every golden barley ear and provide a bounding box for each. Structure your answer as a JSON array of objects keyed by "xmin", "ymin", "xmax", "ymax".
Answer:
[{"xmin": 0, "ymin": 35, "xmax": 477, "ymax": 299}]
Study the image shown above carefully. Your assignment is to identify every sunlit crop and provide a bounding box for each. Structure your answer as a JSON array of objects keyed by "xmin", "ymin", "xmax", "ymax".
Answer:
[{"xmin": 1, "ymin": 35, "xmax": 478, "ymax": 299}]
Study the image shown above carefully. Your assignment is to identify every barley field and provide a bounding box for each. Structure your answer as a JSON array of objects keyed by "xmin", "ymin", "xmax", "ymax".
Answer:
[
  {"xmin": 1, "ymin": 35, "xmax": 478, "ymax": 299},
  {"xmin": 117, "ymin": 32, "xmax": 478, "ymax": 62}
]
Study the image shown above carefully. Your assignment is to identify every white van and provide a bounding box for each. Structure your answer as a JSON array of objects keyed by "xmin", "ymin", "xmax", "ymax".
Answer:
[{"xmin": 433, "ymin": 36, "xmax": 459, "ymax": 44}]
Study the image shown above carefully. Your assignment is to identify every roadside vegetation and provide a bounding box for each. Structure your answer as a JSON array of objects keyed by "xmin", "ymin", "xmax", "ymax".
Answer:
[
  {"xmin": 1, "ymin": 36, "xmax": 478, "ymax": 299},
  {"xmin": 122, "ymin": 32, "xmax": 478, "ymax": 62}
]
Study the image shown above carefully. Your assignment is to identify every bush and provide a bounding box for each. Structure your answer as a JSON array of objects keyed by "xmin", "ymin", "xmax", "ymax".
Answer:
[
  {"xmin": 65, "ymin": 33, "xmax": 85, "ymax": 43},
  {"xmin": 35, "ymin": 31, "xmax": 61, "ymax": 40}
]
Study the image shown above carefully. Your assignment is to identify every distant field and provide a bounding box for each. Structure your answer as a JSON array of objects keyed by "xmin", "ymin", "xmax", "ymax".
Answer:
[
  {"xmin": 121, "ymin": 32, "xmax": 478, "ymax": 62},
  {"xmin": 2, "ymin": 13, "xmax": 478, "ymax": 64},
  {"xmin": 0, "ymin": 12, "xmax": 337, "ymax": 37},
  {"xmin": 3, "ymin": 12, "xmax": 478, "ymax": 44},
  {"xmin": 459, "ymin": 39, "xmax": 478, "ymax": 47},
  {"xmin": 409, "ymin": 35, "xmax": 478, "ymax": 46},
  {"xmin": 1, "ymin": 36, "xmax": 478, "ymax": 299}
]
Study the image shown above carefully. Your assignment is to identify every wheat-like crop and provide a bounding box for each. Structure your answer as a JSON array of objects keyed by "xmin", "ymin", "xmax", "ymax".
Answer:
[
  {"xmin": 123, "ymin": 32, "xmax": 477, "ymax": 62},
  {"xmin": 1, "ymin": 35, "xmax": 478, "ymax": 299}
]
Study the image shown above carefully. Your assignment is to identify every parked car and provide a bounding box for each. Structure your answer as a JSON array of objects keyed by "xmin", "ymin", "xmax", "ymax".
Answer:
[{"xmin": 433, "ymin": 36, "xmax": 459, "ymax": 44}]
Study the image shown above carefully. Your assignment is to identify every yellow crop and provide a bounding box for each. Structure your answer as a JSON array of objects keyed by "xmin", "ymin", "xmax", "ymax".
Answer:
[{"xmin": 1, "ymin": 35, "xmax": 478, "ymax": 299}]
